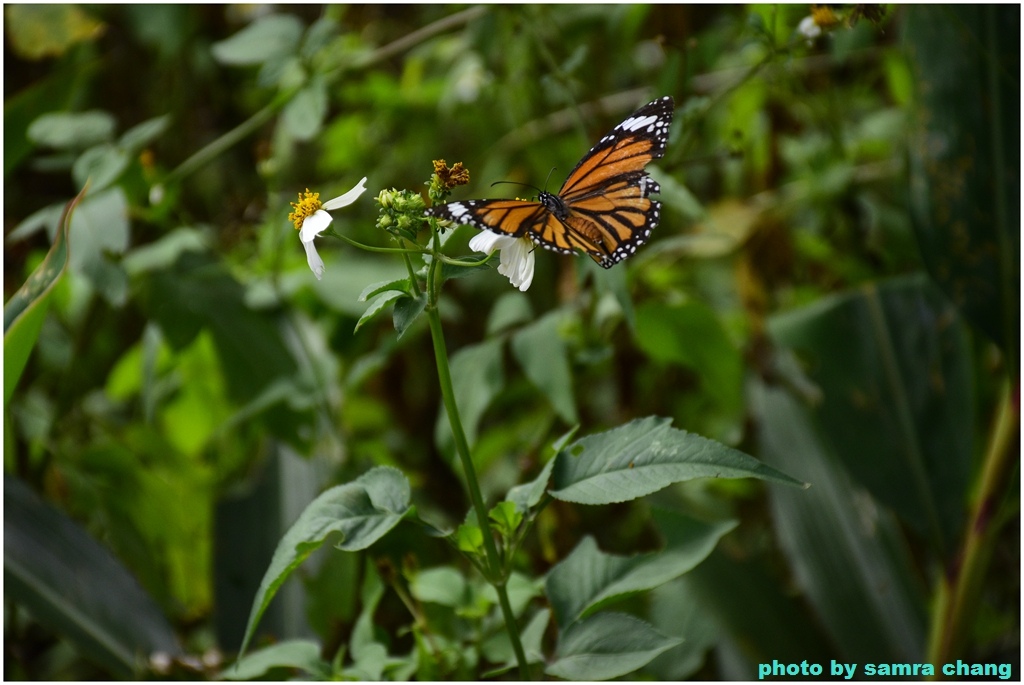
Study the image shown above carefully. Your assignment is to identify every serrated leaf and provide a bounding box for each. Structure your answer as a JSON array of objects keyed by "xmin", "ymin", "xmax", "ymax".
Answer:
[
  {"xmin": 224, "ymin": 639, "xmax": 329, "ymax": 680},
  {"xmin": 211, "ymin": 14, "xmax": 303, "ymax": 66},
  {"xmin": 546, "ymin": 513, "xmax": 736, "ymax": 628},
  {"xmin": 550, "ymin": 417, "xmax": 805, "ymax": 505},
  {"xmin": 354, "ymin": 290, "xmax": 404, "ymax": 333},
  {"xmin": 546, "ymin": 612, "xmax": 682, "ymax": 681},
  {"xmin": 237, "ymin": 467, "xmax": 411, "ymax": 658}
]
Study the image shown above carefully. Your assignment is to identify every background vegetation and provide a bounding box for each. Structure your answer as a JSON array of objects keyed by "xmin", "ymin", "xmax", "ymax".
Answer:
[{"xmin": 4, "ymin": 4, "xmax": 1018, "ymax": 680}]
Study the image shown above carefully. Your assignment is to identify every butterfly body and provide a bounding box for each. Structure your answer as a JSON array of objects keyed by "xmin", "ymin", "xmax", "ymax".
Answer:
[{"xmin": 427, "ymin": 96, "xmax": 674, "ymax": 269}]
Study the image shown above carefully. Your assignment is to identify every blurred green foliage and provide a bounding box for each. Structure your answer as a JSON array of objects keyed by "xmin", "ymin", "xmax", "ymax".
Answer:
[{"xmin": 4, "ymin": 4, "xmax": 1018, "ymax": 681}]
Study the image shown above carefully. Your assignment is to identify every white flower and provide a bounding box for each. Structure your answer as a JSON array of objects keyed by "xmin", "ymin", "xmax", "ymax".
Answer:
[
  {"xmin": 798, "ymin": 15, "xmax": 821, "ymax": 39},
  {"xmin": 288, "ymin": 177, "xmax": 368, "ymax": 279},
  {"xmin": 469, "ymin": 230, "xmax": 535, "ymax": 291}
]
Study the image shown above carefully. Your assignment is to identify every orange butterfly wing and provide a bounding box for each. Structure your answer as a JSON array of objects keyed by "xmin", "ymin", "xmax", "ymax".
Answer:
[{"xmin": 426, "ymin": 96, "xmax": 673, "ymax": 269}]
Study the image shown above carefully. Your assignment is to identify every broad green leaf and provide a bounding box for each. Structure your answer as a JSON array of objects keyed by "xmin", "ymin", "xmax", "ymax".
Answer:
[
  {"xmin": 307, "ymin": 257, "xmax": 408, "ymax": 316},
  {"xmin": 545, "ymin": 513, "xmax": 736, "ymax": 628},
  {"xmin": 550, "ymin": 416, "xmax": 805, "ymax": 505},
  {"xmin": 392, "ymin": 293, "xmax": 426, "ymax": 339},
  {"xmin": 281, "ymin": 78, "xmax": 328, "ymax": 141},
  {"xmin": 546, "ymin": 612, "xmax": 682, "ymax": 681},
  {"xmin": 505, "ymin": 457, "xmax": 555, "ymax": 514},
  {"xmin": 354, "ymin": 290, "xmax": 403, "ymax": 333},
  {"xmin": 4, "ymin": 186, "xmax": 85, "ymax": 404},
  {"xmin": 72, "ymin": 144, "xmax": 129, "ymax": 191},
  {"xmin": 238, "ymin": 467, "xmax": 411, "ymax": 658},
  {"xmin": 486, "ymin": 290, "xmax": 533, "ymax": 335},
  {"xmin": 26, "ymin": 110, "xmax": 115, "ymax": 149},
  {"xmin": 511, "ymin": 311, "xmax": 578, "ymax": 424},
  {"xmin": 224, "ymin": 639, "xmax": 329, "ymax": 680},
  {"xmin": 905, "ymin": 6, "xmax": 1020, "ymax": 365},
  {"xmin": 211, "ymin": 14, "xmax": 304, "ymax": 66},
  {"xmin": 410, "ymin": 566, "xmax": 468, "ymax": 608},
  {"xmin": 4, "ymin": 476, "xmax": 180, "ymax": 677},
  {"xmin": 752, "ymin": 382, "xmax": 927, "ymax": 663},
  {"xmin": 68, "ymin": 186, "xmax": 130, "ymax": 304},
  {"xmin": 434, "ymin": 337, "xmax": 505, "ymax": 453},
  {"xmin": 769, "ymin": 274, "xmax": 972, "ymax": 551}
]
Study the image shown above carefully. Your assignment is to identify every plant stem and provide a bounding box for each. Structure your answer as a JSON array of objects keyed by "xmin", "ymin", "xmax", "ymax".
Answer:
[
  {"xmin": 424, "ymin": 255, "xmax": 530, "ymax": 679},
  {"xmin": 926, "ymin": 376, "xmax": 1019, "ymax": 672}
]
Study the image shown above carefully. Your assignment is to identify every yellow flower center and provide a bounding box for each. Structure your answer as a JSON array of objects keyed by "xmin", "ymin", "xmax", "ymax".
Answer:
[{"xmin": 288, "ymin": 189, "xmax": 322, "ymax": 231}]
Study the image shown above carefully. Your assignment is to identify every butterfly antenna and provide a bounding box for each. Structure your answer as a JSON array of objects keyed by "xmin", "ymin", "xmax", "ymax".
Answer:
[
  {"xmin": 543, "ymin": 167, "xmax": 558, "ymax": 191},
  {"xmin": 491, "ymin": 180, "xmax": 543, "ymax": 195}
]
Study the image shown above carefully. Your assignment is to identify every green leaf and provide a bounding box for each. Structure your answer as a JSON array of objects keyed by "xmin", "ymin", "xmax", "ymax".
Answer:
[
  {"xmin": 550, "ymin": 416, "xmax": 805, "ymax": 505},
  {"xmin": 281, "ymin": 78, "xmax": 328, "ymax": 141},
  {"xmin": 434, "ymin": 337, "xmax": 505, "ymax": 453},
  {"xmin": 511, "ymin": 311, "xmax": 578, "ymax": 424},
  {"xmin": 4, "ymin": 476, "xmax": 180, "ymax": 677},
  {"xmin": 68, "ymin": 187, "xmax": 130, "ymax": 305},
  {"xmin": 72, "ymin": 144, "xmax": 129, "ymax": 192},
  {"xmin": 545, "ymin": 513, "xmax": 736, "ymax": 628},
  {"xmin": 354, "ymin": 290, "xmax": 404, "ymax": 333},
  {"xmin": 27, "ymin": 110, "xmax": 115, "ymax": 149},
  {"xmin": 410, "ymin": 566, "xmax": 468, "ymax": 608},
  {"xmin": 768, "ymin": 274, "xmax": 972, "ymax": 551},
  {"xmin": 357, "ymin": 278, "xmax": 411, "ymax": 302},
  {"xmin": 488, "ymin": 500, "xmax": 522, "ymax": 536},
  {"xmin": 224, "ymin": 639, "xmax": 330, "ymax": 680},
  {"xmin": 237, "ymin": 467, "xmax": 411, "ymax": 658},
  {"xmin": 486, "ymin": 290, "xmax": 533, "ymax": 335},
  {"xmin": 211, "ymin": 14, "xmax": 304, "ymax": 66},
  {"xmin": 118, "ymin": 114, "xmax": 172, "ymax": 152},
  {"xmin": 392, "ymin": 293, "xmax": 426, "ymax": 340},
  {"xmin": 905, "ymin": 6, "xmax": 1020, "ymax": 365},
  {"xmin": 752, "ymin": 382, "xmax": 927, "ymax": 663},
  {"xmin": 4, "ymin": 187, "xmax": 84, "ymax": 404},
  {"xmin": 505, "ymin": 457, "xmax": 556, "ymax": 514},
  {"xmin": 546, "ymin": 612, "xmax": 682, "ymax": 681}
]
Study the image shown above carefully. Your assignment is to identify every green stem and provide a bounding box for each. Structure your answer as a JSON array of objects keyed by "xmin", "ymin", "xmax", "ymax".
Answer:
[
  {"xmin": 926, "ymin": 377, "xmax": 1019, "ymax": 673},
  {"xmin": 424, "ymin": 252, "xmax": 530, "ymax": 680}
]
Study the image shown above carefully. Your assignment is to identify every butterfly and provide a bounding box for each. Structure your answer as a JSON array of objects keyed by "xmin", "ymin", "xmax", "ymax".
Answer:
[{"xmin": 426, "ymin": 96, "xmax": 674, "ymax": 269}]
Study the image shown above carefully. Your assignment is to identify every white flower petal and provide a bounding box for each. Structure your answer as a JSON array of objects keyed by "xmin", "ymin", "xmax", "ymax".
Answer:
[
  {"xmin": 494, "ymin": 236, "xmax": 535, "ymax": 291},
  {"xmin": 322, "ymin": 177, "xmax": 369, "ymax": 210},
  {"xmin": 798, "ymin": 15, "xmax": 821, "ymax": 38},
  {"xmin": 469, "ymin": 230, "xmax": 509, "ymax": 254},
  {"xmin": 302, "ymin": 238, "xmax": 325, "ymax": 280},
  {"xmin": 299, "ymin": 209, "xmax": 334, "ymax": 242}
]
